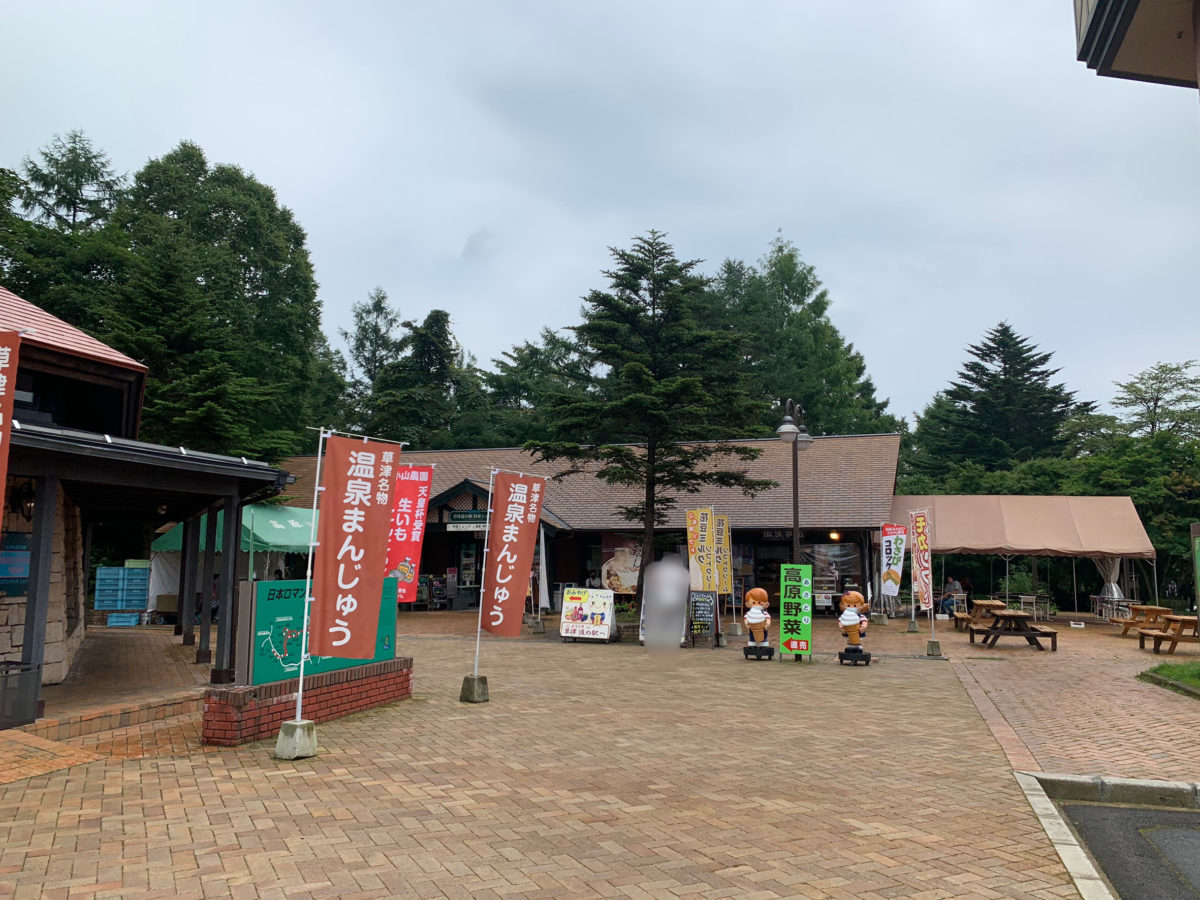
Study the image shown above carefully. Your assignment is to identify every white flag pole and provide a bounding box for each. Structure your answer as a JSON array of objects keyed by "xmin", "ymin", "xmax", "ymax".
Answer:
[
  {"xmin": 538, "ymin": 525, "xmax": 550, "ymax": 622},
  {"xmin": 472, "ymin": 468, "xmax": 498, "ymax": 679},
  {"xmin": 294, "ymin": 428, "xmax": 328, "ymax": 723}
]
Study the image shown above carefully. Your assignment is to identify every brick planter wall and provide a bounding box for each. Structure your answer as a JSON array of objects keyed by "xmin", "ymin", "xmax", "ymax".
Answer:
[{"xmin": 202, "ymin": 657, "xmax": 413, "ymax": 746}]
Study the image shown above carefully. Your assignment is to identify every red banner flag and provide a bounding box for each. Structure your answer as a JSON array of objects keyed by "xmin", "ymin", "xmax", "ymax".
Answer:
[
  {"xmin": 0, "ymin": 333, "xmax": 20, "ymax": 522},
  {"xmin": 386, "ymin": 465, "xmax": 433, "ymax": 603},
  {"xmin": 481, "ymin": 471, "xmax": 545, "ymax": 637},
  {"xmin": 909, "ymin": 509, "xmax": 934, "ymax": 611},
  {"xmin": 310, "ymin": 436, "xmax": 396, "ymax": 658}
]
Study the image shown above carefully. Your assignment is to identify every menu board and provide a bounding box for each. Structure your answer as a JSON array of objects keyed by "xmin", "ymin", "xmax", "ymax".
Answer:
[{"xmin": 689, "ymin": 590, "xmax": 716, "ymax": 645}]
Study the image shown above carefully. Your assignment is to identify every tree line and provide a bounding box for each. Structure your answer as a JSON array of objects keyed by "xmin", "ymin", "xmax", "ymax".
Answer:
[
  {"xmin": 0, "ymin": 132, "xmax": 899, "ymax": 460},
  {"xmin": 2, "ymin": 131, "xmax": 1196, "ymax": 600}
]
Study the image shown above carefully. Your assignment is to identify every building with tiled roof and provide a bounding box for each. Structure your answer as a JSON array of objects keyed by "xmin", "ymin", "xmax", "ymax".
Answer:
[
  {"xmin": 0, "ymin": 286, "xmax": 284, "ymax": 726},
  {"xmin": 281, "ymin": 433, "xmax": 900, "ymax": 609}
]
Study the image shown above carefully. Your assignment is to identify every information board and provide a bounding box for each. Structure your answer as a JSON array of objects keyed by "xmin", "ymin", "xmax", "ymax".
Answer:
[
  {"xmin": 779, "ymin": 564, "xmax": 813, "ymax": 657},
  {"xmin": 251, "ymin": 578, "xmax": 396, "ymax": 686},
  {"xmin": 560, "ymin": 587, "xmax": 615, "ymax": 641},
  {"xmin": 688, "ymin": 590, "xmax": 717, "ymax": 647}
]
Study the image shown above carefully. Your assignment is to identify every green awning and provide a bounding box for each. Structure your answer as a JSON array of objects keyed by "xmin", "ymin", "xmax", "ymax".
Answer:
[{"xmin": 151, "ymin": 505, "xmax": 316, "ymax": 554}]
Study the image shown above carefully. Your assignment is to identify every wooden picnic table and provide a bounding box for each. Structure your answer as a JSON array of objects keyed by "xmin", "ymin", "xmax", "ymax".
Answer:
[
  {"xmin": 970, "ymin": 609, "xmax": 1057, "ymax": 651},
  {"xmin": 1138, "ymin": 615, "xmax": 1200, "ymax": 654},
  {"xmin": 953, "ymin": 598, "xmax": 1006, "ymax": 632},
  {"xmin": 1112, "ymin": 604, "xmax": 1173, "ymax": 636}
]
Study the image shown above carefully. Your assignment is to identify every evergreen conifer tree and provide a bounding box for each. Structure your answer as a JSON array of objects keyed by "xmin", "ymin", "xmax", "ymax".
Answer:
[
  {"xmin": 908, "ymin": 322, "xmax": 1089, "ymax": 479},
  {"xmin": 527, "ymin": 231, "xmax": 773, "ymax": 597}
]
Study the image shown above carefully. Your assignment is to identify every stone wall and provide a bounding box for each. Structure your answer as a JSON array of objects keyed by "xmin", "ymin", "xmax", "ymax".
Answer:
[
  {"xmin": 0, "ymin": 484, "xmax": 86, "ymax": 684},
  {"xmin": 201, "ymin": 658, "xmax": 414, "ymax": 747}
]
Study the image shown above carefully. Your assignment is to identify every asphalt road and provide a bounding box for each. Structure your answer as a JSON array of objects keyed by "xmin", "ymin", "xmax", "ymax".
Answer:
[{"xmin": 1063, "ymin": 804, "xmax": 1200, "ymax": 899}]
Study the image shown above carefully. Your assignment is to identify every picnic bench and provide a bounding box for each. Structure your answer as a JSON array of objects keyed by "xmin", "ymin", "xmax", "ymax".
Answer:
[
  {"xmin": 1137, "ymin": 615, "xmax": 1199, "ymax": 654},
  {"xmin": 953, "ymin": 598, "xmax": 1006, "ymax": 632},
  {"xmin": 970, "ymin": 609, "xmax": 1057, "ymax": 651},
  {"xmin": 1111, "ymin": 604, "xmax": 1172, "ymax": 636}
]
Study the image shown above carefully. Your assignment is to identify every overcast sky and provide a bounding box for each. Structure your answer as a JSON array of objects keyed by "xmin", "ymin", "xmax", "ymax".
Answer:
[{"xmin": 3, "ymin": 1, "xmax": 1198, "ymax": 425}]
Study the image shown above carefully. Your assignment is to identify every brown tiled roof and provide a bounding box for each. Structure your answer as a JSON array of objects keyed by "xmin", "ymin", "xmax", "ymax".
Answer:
[
  {"xmin": 280, "ymin": 434, "xmax": 900, "ymax": 531},
  {"xmin": 0, "ymin": 285, "xmax": 146, "ymax": 372}
]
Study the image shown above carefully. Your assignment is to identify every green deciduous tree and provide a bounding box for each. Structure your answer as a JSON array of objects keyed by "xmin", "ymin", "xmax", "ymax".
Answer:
[
  {"xmin": 111, "ymin": 141, "xmax": 329, "ymax": 459},
  {"xmin": 709, "ymin": 237, "xmax": 902, "ymax": 437},
  {"xmin": 484, "ymin": 328, "xmax": 591, "ymax": 445},
  {"xmin": 527, "ymin": 231, "xmax": 774, "ymax": 598},
  {"xmin": 1112, "ymin": 360, "xmax": 1200, "ymax": 439}
]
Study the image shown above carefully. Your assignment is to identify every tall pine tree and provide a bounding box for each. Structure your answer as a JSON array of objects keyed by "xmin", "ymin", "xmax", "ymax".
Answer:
[
  {"xmin": 527, "ymin": 231, "xmax": 773, "ymax": 598},
  {"xmin": 907, "ymin": 322, "xmax": 1089, "ymax": 480}
]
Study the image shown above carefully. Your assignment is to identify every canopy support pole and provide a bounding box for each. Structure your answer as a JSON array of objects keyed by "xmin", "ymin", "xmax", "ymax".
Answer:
[{"xmin": 1072, "ymin": 558, "xmax": 1078, "ymax": 614}]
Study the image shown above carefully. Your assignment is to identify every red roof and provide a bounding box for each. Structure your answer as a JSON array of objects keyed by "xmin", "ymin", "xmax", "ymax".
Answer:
[{"xmin": 0, "ymin": 285, "xmax": 146, "ymax": 372}]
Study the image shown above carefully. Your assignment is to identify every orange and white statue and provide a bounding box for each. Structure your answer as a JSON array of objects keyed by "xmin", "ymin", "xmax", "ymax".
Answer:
[
  {"xmin": 837, "ymin": 590, "xmax": 871, "ymax": 666},
  {"xmin": 743, "ymin": 587, "xmax": 775, "ymax": 660}
]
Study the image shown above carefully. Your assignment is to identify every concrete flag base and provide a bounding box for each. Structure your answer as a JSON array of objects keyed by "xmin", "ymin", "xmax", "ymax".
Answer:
[
  {"xmin": 460, "ymin": 675, "xmax": 489, "ymax": 703},
  {"xmin": 274, "ymin": 719, "xmax": 317, "ymax": 760},
  {"xmin": 906, "ymin": 618, "xmax": 920, "ymax": 633},
  {"xmin": 926, "ymin": 640, "xmax": 943, "ymax": 658}
]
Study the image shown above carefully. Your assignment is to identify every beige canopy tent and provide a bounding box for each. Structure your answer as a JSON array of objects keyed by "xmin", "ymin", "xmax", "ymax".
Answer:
[
  {"xmin": 889, "ymin": 495, "xmax": 1155, "ymax": 559},
  {"xmin": 889, "ymin": 495, "xmax": 1156, "ymax": 604}
]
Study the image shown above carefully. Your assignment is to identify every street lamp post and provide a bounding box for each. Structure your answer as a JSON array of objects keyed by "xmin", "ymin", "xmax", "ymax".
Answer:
[{"xmin": 775, "ymin": 399, "xmax": 813, "ymax": 565}]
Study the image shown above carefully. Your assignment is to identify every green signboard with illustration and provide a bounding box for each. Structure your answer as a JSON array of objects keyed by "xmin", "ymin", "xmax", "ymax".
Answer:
[
  {"xmin": 779, "ymin": 564, "xmax": 813, "ymax": 657},
  {"xmin": 251, "ymin": 578, "xmax": 396, "ymax": 686}
]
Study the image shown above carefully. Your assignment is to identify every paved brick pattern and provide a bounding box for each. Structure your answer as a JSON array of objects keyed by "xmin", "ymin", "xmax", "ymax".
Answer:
[
  {"xmin": 0, "ymin": 631, "xmax": 1076, "ymax": 898},
  {"xmin": 947, "ymin": 615, "xmax": 1200, "ymax": 780},
  {"xmin": 0, "ymin": 730, "xmax": 100, "ymax": 785}
]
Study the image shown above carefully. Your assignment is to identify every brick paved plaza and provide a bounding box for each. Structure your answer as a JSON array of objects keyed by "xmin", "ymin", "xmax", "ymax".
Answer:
[{"xmin": 0, "ymin": 613, "xmax": 1197, "ymax": 898}]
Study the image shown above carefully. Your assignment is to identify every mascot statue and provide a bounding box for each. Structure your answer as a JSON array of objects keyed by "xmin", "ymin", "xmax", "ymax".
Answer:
[
  {"xmin": 837, "ymin": 590, "xmax": 871, "ymax": 666},
  {"xmin": 742, "ymin": 587, "xmax": 774, "ymax": 660}
]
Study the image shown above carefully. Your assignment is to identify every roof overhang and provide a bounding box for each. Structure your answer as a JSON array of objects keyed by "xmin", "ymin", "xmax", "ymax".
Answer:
[
  {"xmin": 9, "ymin": 422, "xmax": 284, "ymax": 523},
  {"xmin": 1076, "ymin": 0, "xmax": 1198, "ymax": 88}
]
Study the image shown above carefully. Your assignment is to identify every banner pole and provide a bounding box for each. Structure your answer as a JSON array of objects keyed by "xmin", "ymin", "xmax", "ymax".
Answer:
[
  {"xmin": 294, "ymin": 428, "xmax": 328, "ymax": 723},
  {"xmin": 472, "ymin": 468, "xmax": 498, "ymax": 679}
]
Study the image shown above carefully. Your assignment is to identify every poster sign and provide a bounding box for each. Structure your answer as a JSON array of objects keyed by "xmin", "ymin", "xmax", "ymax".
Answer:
[
  {"xmin": 481, "ymin": 470, "xmax": 545, "ymax": 637},
  {"xmin": 600, "ymin": 533, "xmax": 641, "ymax": 594},
  {"xmin": 310, "ymin": 436, "xmax": 395, "ymax": 658},
  {"xmin": 880, "ymin": 523, "xmax": 907, "ymax": 597},
  {"xmin": 715, "ymin": 515, "xmax": 732, "ymax": 595},
  {"xmin": 387, "ymin": 465, "xmax": 432, "ymax": 603},
  {"xmin": 689, "ymin": 590, "xmax": 716, "ymax": 640},
  {"xmin": 686, "ymin": 508, "xmax": 718, "ymax": 591},
  {"xmin": 0, "ymin": 332, "xmax": 20, "ymax": 523},
  {"xmin": 253, "ymin": 579, "xmax": 395, "ymax": 685},
  {"xmin": 559, "ymin": 587, "xmax": 614, "ymax": 641},
  {"xmin": 909, "ymin": 509, "xmax": 934, "ymax": 611},
  {"xmin": 780, "ymin": 564, "xmax": 813, "ymax": 655},
  {"xmin": 0, "ymin": 532, "xmax": 30, "ymax": 598}
]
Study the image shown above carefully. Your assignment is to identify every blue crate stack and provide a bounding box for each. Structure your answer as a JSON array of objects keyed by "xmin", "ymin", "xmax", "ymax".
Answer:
[{"xmin": 95, "ymin": 565, "xmax": 150, "ymax": 625}]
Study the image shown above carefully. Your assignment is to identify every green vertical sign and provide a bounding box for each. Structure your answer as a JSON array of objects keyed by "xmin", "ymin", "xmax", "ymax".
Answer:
[
  {"xmin": 1191, "ymin": 523, "xmax": 1200, "ymax": 609},
  {"xmin": 779, "ymin": 564, "xmax": 813, "ymax": 657},
  {"xmin": 251, "ymin": 578, "xmax": 397, "ymax": 686}
]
